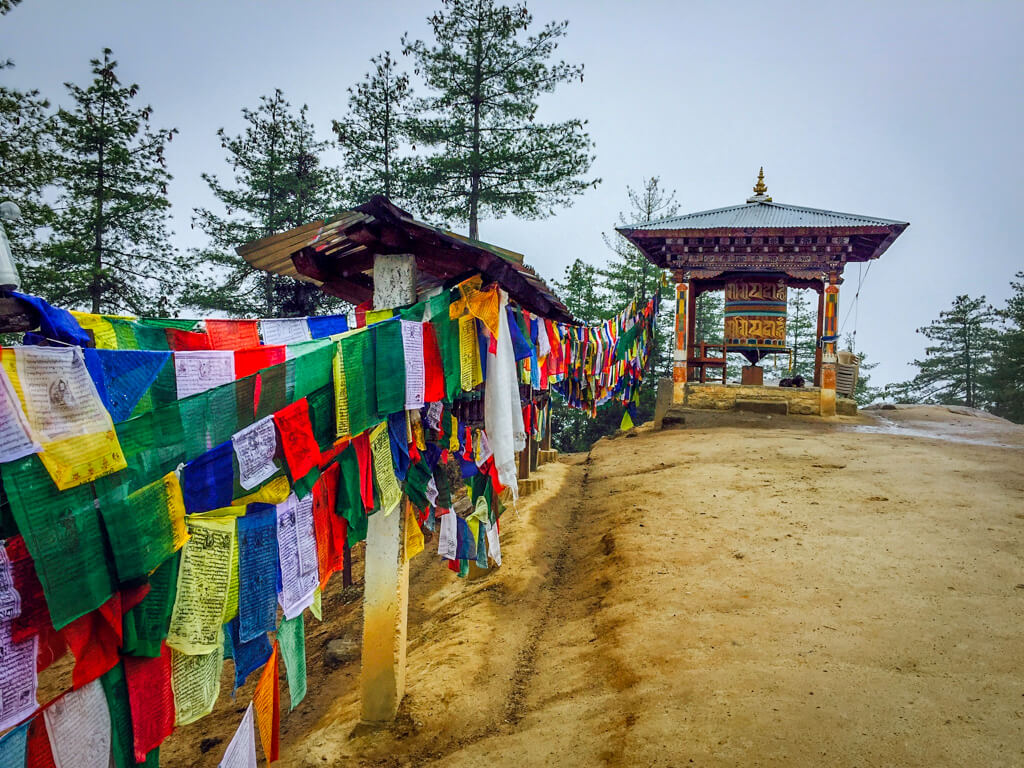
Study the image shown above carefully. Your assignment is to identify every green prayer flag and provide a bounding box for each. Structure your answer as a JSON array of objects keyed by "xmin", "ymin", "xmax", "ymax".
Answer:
[
  {"xmin": 342, "ymin": 331, "xmax": 379, "ymax": 436},
  {"xmin": 373, "ymin": 320, "xmax": 405, "ymax": 417},
  {"xmin": 137, "ymin": 317, "xmax": 199, "ymax": 331},
  {"xmin": 98, "ymin": 473, "xmax": 186, "ymax": 581},
  {"xmin": 289, "ymin": 342, "xmax": 336, "ymax": 403},
  {"xmin": 132, "ymin": 322, "xmax": 171, "ymax": 352},
  {"xmin": 277, "ymin": 613, "xmax": 307, "ymax": 710},
  {"xmin": 336, "ymin": 447, "xmax": 367, "ymax": 545},
  {"xmin": 306, "ymin": 385, "xmax": 336, "ymax": 451},
  {"xmin": 1, "ymin": 455, "xmax": 115, "ymax": 629},
  {"xmin": 123, "ymin": 553, "xmax": 180, "ymax": 658},
  {"xmin": 254, "ymin": 363, "xmax": 287, "ymax": 420}
]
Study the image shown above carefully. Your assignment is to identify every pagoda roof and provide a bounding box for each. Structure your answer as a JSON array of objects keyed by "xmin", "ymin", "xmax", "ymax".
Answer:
[{"xmin": 620, "ymin": 200, "xmax": 908, "ymax": 233}]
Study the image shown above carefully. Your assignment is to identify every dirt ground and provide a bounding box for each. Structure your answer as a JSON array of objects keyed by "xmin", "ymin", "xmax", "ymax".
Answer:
[{"xmin": 159, "ymin": 405, "xmax": 1024, "ymax": 767}]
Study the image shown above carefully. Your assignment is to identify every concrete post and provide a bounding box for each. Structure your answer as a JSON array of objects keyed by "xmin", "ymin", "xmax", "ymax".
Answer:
[
  {"xmin": 672, "ymin": 280, "xmax": 689, "ymax": 403},
  {"xmin": 819, "ymin": 278, "xmax": 839, "ymax": 417},
  {"xmin": 360, "ymin": 253, "xmax": 415, "ymax": 724}
]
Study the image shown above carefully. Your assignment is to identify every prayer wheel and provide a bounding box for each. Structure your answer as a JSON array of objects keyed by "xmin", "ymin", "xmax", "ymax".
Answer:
[{"xmin": 723, "ymin": 277, "xmax": 787, "ymax": 364}]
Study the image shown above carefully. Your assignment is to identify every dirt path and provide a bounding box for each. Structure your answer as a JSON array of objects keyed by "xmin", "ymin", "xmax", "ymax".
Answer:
[{"xmin": 161, "ymin": 406, "xmax": 1024, "ymax": 767}]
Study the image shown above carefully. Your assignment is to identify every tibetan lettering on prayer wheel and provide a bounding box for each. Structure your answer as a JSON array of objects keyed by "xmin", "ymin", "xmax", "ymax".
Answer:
[{"xmin": 723, "ymin": 278, "xmax": 788, "ymax": 364}]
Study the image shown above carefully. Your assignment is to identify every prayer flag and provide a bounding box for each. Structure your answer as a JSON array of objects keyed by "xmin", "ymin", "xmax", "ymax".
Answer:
[
  {"xmin": 252, "ymin": 642, "xmax": 280, "ymax": 763},
  {"xmin": 205, "ymin": 319, "xmax": 260, "ymax": 350},
  {"xmin": 273, "ymin": 399, "xmax": 320, "ymax": 483},
  {"xmin": 219, "ymin": 702, "xmax": 256, "ymax": 768},
  {"xmin": 167, "ymin": 517, "xmax": 235, "ymax": 655},
  {"xmin": 277, "ymin": 614, "xmax": 306, "ymax": 711},
  {"xmin": 237, "ymin": 503, "xmax": 280, "ymax": 643},
  {"xmin": 124, "ymin": 648, "xmax": 174, "ymax": 762}
]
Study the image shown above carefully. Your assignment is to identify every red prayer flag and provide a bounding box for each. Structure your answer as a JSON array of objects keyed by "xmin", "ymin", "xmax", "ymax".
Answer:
[
  {"xmin": 205, "ymin": 319, "xmax": 260, "ymax": 350},
  {"xmin": 235, "ymin": 345, "xmax": 286, "ymax": 379},
  {"xmin": 63, "ymin": 584, "xmax": 149, "ymax": 689},
  {"xmin": 354, "ymin": 300, "xmax": 372, "ymax": 329},
  {"xmin": 311, "ymin": 465, "xmax": 346, "ymax": 589},
  {"xmin": 6, "ymin": 536, "xmax": 52, "ymax": 644},
  {"xmin": 26, "ymin": 715, "xmax": 56, "ymax": 768},
  {"xmin": 165, "ymin": 328, "xmax": 211, "ymax": 351},
  {"xmin": 274, "ymin": 398, "xmax": 321, "ymax": 481},
  {"xmin": 125, "ymin": 646, "xmax": 174, "ymax": 761},
  {"xmin": 253, "ymin": 642, "xmax": 280, "ymax": 763},
  {"xmin": 352, "ymin": 432, "xmax": 373, "ymax": 511},
  {"xmin": 422, "ymin": 323, "xmax": 445, "ymax": 403}
]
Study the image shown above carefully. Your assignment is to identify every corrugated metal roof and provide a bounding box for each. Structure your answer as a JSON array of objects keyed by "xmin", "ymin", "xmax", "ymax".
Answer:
[{"xmin": 622, "ymin": 201, "xmax": 908, "ymax": 231}]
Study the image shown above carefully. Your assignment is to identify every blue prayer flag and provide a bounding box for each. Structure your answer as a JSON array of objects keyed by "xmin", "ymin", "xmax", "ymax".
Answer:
[
  {"xmin": 181, "ymin": 440, "xmax": 234, "ymax": 514},
  {"xmin": 237, "ymin": 503, "xmax": 280, "ymax": 643}
]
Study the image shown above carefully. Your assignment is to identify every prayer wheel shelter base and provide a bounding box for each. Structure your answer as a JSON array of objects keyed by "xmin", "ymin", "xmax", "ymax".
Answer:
[{"xmin": 679, "ymin": 382, "xmax": 858, "ymax": 417}]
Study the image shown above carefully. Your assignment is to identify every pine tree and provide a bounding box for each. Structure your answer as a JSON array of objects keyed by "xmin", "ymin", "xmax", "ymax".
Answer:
[
  {"xmin": 25, "ymin": 49, "xmax": 185, "ymax": 314},
  {"xmin": 554, "ymin": 258, "xmax": 606, "ymax": 324},
  {"xmin": 403, "ymin": 0, "xmax": 598, "ymax": 238},
  {"xmin": 902, "ymin": 294, "xmax": 997, "ymax": 408},
  {"xmin": 332, "ymin": 52, "xmax": 414, "ymax": 208},
  {"xmin": 0, "ymin": 64, "xmax": 55, "ymax": 262},
  {"xmin": 601, "ymin": 177, "xmax": 675, "ymax": 305},
  {"xmin": 189, "ymin": 90, "xmax": 345, "ymax": 317},
  {"xmin": 986, "ymin": 272, "xmax": 1024, "ymax": 422},
  {"xmin": 695, "ymin": 292, "xmax": 723, "ymax": 345},
  {"xmin": 787, "ymin": 288, "xmax": 817, "ymax": 380}
]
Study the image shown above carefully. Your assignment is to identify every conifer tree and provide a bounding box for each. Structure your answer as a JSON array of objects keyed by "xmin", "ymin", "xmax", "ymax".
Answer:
[
  {"xmin": 787, "ymin": 288, "xmax": 817, "ymax": 380},
  {"xmin": 403, "ymin": 0, "xmax": 598, "ymax": 238},
  {"xmin": 332, "ymin": 52, "xmax": 414, "ymax": 208},
  {"xmin": 0, "ymin": 65, "xmax": 55, "ymax": 261},
  {"xmin": 189, "ymin": 90, "xmax": 344, "ymax": 317},
  {"xmin": 26, "ymin": 49, "xmax": 184, "ymax": 314},
  {"xmin": 986, "ymin": 272, "xmax": 1024, "ymax": 422},
  {"xmin": 555, "ymin": 257, "xmax": 606, "ymax": 324},
  {"xmin": 901, "ymin": 294, "xmax": 996, "ymax": 408}
]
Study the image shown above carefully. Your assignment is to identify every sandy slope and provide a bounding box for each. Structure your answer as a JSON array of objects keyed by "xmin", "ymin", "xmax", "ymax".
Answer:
[{"xmin": 161, "ymin": 406, "xmax": 1024, "ymax": 767}]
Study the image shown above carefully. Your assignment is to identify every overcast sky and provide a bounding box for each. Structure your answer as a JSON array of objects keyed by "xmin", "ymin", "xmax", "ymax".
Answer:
[{"xmin": 3, "ymin": 0, "xmax": 1023, "ymax": 386}]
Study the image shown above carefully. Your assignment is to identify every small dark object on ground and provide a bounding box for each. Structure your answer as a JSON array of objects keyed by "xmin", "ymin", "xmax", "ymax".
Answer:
[{"xmin": 780, "ymin": 375, "xmax": 805, "ymax": 388}]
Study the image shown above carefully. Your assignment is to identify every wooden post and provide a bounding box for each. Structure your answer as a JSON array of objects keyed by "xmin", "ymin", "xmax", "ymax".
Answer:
[
  {"xmin": 529, "ymin": 430, "xmax": 539, "ymax": 472},
  {"xmin": 819, "ymin": 276, "xmax": 839, "ymax": 417},
  {"xmin": 813, "ymin": 287, "xmax": 824, "ymax": 386},
  {"xmin": 360, "ymin": 253, "xmax": 414, "ymax": 724},
  {"xmin": 672, "ymin": 280, "xmax": 689, "ymax": 403},
  {"xmin": 541, "ymin": 401, "xmax": 552, "ymax": 451}
]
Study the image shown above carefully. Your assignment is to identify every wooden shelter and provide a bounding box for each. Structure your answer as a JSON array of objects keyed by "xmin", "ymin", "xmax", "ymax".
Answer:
[
  {"xmin": 618, "ymin": 170, "xmax": 908, "ymax": 415},
  {"xmin": 237, "ymin": 195, "xmax": 571, "ymax": 322}
]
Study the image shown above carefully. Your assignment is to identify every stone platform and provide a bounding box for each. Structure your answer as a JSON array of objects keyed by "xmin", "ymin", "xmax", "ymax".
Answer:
[{"xmin": 654, "ymin": 381, "xmax": 856, "ymax": 422}]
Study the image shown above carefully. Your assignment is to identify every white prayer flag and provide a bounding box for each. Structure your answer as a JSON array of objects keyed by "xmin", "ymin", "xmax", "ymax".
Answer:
[
  {"xmin": 219, "ymin": 702, "xmax": 257, "ymax": 768},
  {"xmin": 174, "ymin": 351, "xmax": 235, "ymax": 399},
  {"xmin": 259, "ymin": 318, "xmax": 311, "ymax": 346},
  {"xmin": 400, "ymin": 320, "xmax": 425, "ymax": 411},
  {"xmin": 43, "ymin": 680, "xmax": 111, "ymax": 768},
  {"xmin": 232, "ymin": 416, "xmax": 279, "ymax": 490},
  {"xmin": 0, "ymin": 365, "xmax": 40, "ymax": 463}
]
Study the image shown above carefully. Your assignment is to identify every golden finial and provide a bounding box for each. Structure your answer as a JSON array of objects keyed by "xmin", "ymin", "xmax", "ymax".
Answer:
[{"xmin": 753, "ymin": 167, "xmax": 768, "ymax": 195}]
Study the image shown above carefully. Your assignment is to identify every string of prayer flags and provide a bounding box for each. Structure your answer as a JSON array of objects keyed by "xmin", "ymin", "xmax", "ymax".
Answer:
[
  {"xmin": 170, "ymin": 639, "xmax": 223, "ymax": 726},
  {"xmin": 236, "ymin": 504, "xmax": 279, "ymax": 643},
  {"xmin": 43, "ymin": 679, "xmax": 112, "ymax": 768},
  {"xmin": 253, "ymin": 641, "xmax": 280, "ymax": 764},
  {"xmin": 225, "ymin": 617, "xmax": 272, "ymax": 692},
  {"xmin": 124, "ymin": 648, "xmax": 174, "ymax": 762},
  {"xmin": 166, "ymin": 516, "xmax": 235, "ymax": 655},
  {"xmin": 99, "ymin": 472, "xmax": 188, "ymax": 581},
  {"xmin": 1, "ymin": 455, "xmax": 115, "ymax": 629},
  {"xmin": 275, "ymin": 495, "xmax": 318, "ymax": 620},
  {"xmin": 0, "ymin": 364, "xmax": 41, "ymax": 463},
  {"xmin": 219, "ymin": 702, "xmax": 257, "ymax": 768},
  {"xmin": 259, "ymin": 318, "xmax": 311, "ymax": 346},
  {"xmin": 369, "ymin": 422, "xmax": 401, "ymax": 516},
  {"xmin": 273, "ymin": 399, "xmax": 320, "ymax": 484},
  {"xmin": 277, "ymin": 613, "xmax": 306, "ymax": 711},
  {"xmin": 205, "ymin": 319, "xmax": 260, "ymax": 351},
  {"xmin": 174, "ymin": 351, "xmax": 235, "ymax": 399},
  {"xmin": 8, "ymin": 346, "xmax": 126, "ymax": 489},
  {"xmin": 232, "ymin": 417, "xmax": 280, "ymax": 491}
]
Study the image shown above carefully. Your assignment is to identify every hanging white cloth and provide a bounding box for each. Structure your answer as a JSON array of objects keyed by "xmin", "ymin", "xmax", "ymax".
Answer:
[{"xmin": 484, "ymin": 291, "xmax": 525, "ymax": 498}]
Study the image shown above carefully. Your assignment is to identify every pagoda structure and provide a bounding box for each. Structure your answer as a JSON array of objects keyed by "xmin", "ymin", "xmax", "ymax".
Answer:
[{"xmin": 618, "ymin": 170, "xmax": 908, "ymax": 415}]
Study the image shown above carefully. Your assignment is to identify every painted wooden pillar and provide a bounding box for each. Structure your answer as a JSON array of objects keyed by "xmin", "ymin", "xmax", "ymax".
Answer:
[
  {"xmin": 813, "ymin": 287, "xmax": 824, "ymax": 386},
  {"xmin": 360, "ymin": 253, "xmax": 414, "ymax": 723},
  {"xmin": 672, "ymin": 280, "xmax": 689, "ymax": 403},
  {"xmin": 819, "ymin": 276, "xmax": 839, "ymax": 416}
]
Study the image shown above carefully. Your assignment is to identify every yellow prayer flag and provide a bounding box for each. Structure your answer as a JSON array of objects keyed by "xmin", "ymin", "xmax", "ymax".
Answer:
[
  {"xmin": 369, "ymin": 422, "xmax": 401, "ymax": 516},
  {"xmin": 333, "ymin": 345, "xmax": 350, "ymax": 439},
  {"xmin": 404, "ymin": 502, "xmax": 424, "ymax": 562},
  {"xmin": 233, "ymin": 476, "xmax": 291, "ymax": 507}
]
